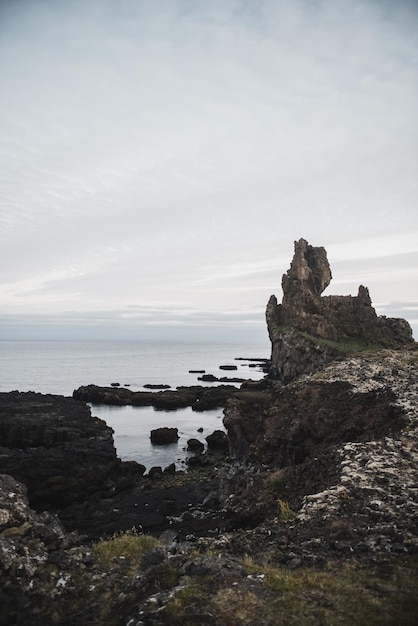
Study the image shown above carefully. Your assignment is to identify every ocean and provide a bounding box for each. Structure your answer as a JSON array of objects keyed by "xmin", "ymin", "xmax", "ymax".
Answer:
[{"xmin": 0, "ymin": 340, "xmax": 270, "ymax": 470}]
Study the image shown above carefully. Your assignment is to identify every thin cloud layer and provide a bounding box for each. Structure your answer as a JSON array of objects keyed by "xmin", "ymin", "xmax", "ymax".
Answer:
[{"xmin": 0, "ymin": 0, "xmax": 417, "ymax": 340}]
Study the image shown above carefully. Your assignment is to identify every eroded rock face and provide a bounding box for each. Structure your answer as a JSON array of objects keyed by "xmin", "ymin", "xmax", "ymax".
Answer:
[
  {"xmin": 224, "ymin": 349, "xmax": 416, "ymax": 467},
  {"xmin": 224, "ymin": 377, "xmax": 405, "ymax": 467},
  {"xmin": 0, "ymin": 391, "xmax": 118, "ymax": 509},
  {"xmin": 223, "ymin": 348, "xmax": 418, "ymax": 558},
  {"xmin": 0, "ymin": 474, "xmax": 77, "ymax": 578},
  {"xmin": 266, "ymin": 238, "xmax": 414, "ymax": 381}
]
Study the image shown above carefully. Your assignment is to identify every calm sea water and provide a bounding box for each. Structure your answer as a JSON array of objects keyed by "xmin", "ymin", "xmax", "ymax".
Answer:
[{"xmin": 0, "ymin": 340, "xmax": 269, "ymax": 470}]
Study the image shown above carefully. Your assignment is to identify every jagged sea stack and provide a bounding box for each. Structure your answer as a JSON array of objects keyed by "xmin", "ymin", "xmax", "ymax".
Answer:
[{"xmin": 266, "ymin": 238, "xmax": 414, "ymax": 382}]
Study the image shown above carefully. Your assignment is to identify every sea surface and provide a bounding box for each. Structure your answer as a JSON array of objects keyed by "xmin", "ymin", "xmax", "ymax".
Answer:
[{"xmin": 0, "ymin": 340, "xmax": 269, "ymax": 470}]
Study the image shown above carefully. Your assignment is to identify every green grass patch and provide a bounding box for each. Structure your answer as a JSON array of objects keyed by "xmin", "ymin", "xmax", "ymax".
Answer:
[
  {"xmin": 241, "ymin": 558, "xmax": 418, "ymax": 626},
  {"xmin": 92, "ymin": 528, "xmax": 159, "ymax": 572},
  {"xmin": 276, "ymin": 498, "xmax": 296, "ymax": 522},
  {"xmin": 278, "ymin": 325, "xmax": 386, "ymax": 355}
]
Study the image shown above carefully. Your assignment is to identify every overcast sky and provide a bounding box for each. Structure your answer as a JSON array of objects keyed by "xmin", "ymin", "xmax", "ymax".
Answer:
[{"xmin": 1, "ymin": 0, "xmax": 417, "ymax": 343}]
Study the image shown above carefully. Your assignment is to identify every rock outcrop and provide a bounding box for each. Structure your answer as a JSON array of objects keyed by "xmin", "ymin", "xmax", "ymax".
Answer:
[
  {"xmin": 150, "ymin": 427, "xmax": 179, "ymax": 445},
  {"xmin": 0, "ymin": 474, "xmax": 77, "ymax": 577},
  {"xmin": 0, "ymin": 391, "xmax": 119, "ymax": 509},
  {"xmin": 224, "ymin": 351, "xmax": 411, "ymax": 467},
  {"xmin": 73, "ymin": 383, "xmax": 239, "ymax": 411},
  {"xmin": 0, "ymin": 392, "xmax": 225, "ymax": 541},
  {"xmin": 266, "ymin": 238, "xmax": 414, "ymax": 381},
  {"xmin": 223, "ymin": 346, "xmax": 418, "ymax": 563}
]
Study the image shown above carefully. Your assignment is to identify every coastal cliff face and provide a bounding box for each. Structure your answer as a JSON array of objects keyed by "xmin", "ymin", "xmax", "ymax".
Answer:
[
  {"xmin": 222, "ymin": 347, "xmax": 418, "ymax": 565},
  {"xmin": 266, "ymin": 238, "xmax": 414, "ymax": 381}
]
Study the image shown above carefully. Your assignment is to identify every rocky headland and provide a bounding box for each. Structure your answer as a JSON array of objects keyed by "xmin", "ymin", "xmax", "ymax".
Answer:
[
  {"xmin": 0, "ymin": 239, "xmax": 417, "ymax": 625},
  {"xmin": 266, "ymin": 238, "xmax": 413, "ymax": 382}
]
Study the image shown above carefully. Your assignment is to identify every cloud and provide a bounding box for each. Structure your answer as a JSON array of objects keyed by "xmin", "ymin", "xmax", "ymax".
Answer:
[{"xmin": 0, "ymin": 0, "xmax": 417, "ymax": 341}]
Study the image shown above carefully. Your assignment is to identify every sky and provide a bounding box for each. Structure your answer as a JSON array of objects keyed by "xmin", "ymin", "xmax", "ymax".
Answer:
[{"xmin": 0, "ymin": 0, "xmax": 417, "ymax": 343}]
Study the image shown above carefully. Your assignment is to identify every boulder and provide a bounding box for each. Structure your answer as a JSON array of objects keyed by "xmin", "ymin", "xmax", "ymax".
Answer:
[
  {"xmin": 148, "ymin": 466, "xmax": 163, "ymax": 479},
  {"xmin": 187, "ymin": 438, "xmax": 205, "ymax": 453},
  {"xmin": 150, "ymin": 427, "xmax": 179, "ymax": 445},
  {"xmin": 206, "ymin": 430, "xmax": 229, "ymax": 451},
  {"xmin": 187, "ymin": 454, "xmax": 209, "ymax": 467}
]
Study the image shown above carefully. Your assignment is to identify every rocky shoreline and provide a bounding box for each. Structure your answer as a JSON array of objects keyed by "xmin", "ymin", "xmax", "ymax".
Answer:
[
  {"xmin": 1, "ymin": 239, "xmax": 417, "ymax": 625},
  {"xmin": 1, "ymin": 346, "xmax": 417, "ymax": 625}
]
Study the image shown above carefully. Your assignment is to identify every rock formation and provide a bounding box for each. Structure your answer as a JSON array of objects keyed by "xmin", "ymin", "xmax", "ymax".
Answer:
[
  {"xmin": 266, "ymin": 238, "xmax": 414, "ymax": 381},
  {"xmin": 150, "ymin": 427, "xmax": 179, "ymax": 445},
  {"xmin": 73, "ymin": 383, "xmax": 239, "ymax": 411},
  {"xmin": 223, "ymin": 347, "xmax": 418, "ymax": 560},
  {"xmin": 0, "ymin": 391, "xmax": 119, "ymax": 509}
]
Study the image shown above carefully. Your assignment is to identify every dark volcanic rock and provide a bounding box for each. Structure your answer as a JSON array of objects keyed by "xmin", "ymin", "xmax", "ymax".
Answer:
[
  {"xmin": 73, "ymin": 384, "xmax": 239, "ymax": 411},
  {"xmin": 198, "ymin": 374, "xmax": 219, "ymax": 382},
  {"xmin": 266, "ymin": 238, "xmax": 414, "ymax": 382},
  {"xmin": 150, "ymin": 427, "xmax": 179, "ymax": 445},
  {"xmin": 220, "ymin": 349, "xmax": 418, "ymax": 562},
  {"xmin": 206, "ymin": 429, "xmax": 229, "ymax": 451},
  {"xmin": 191, "ymin": 385, "xmax": 238, "ymax": 411},
  {"xmin": 265, "ymin": 326, "xmax": 339, "ymax": 384},
  {"xmin": 143, "ymin": 384, "xmax": 171, "ymax": 389},
  {"xmin": 148, "ymin": 466, "xmax": 163, "ymax": 479},
  {"xmin": 187, "ymin": 454, "xmax": 209, "ymax": 467},
  {"xmin": 0, "ymin": 473, "xmax": 78, "ymax": 577},
  {"xmin": 73, "ymin": 384, "xmax": 136, "ymax": 405},
  {"xmin": 0, "ymin": 391, "xmax": 118, "ymax": 509},
  {"xmin": 58, "ymin": 476, "xmax": 221, "ymax": 539},
  {"xmin": 187, "ymin": 438, "xmax": 205, "ymax": 453},
  {"xmin": 224, "ymin": 355, "xmax": 408, "ymax": 468}
]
